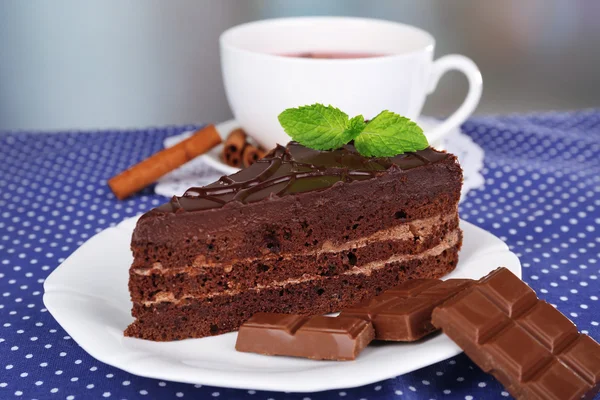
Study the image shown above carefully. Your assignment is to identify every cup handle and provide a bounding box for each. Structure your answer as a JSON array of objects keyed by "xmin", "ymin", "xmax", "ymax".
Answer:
[{"xmin": 424, "ymin": 55, "xmax": 482, "ymax": 145}]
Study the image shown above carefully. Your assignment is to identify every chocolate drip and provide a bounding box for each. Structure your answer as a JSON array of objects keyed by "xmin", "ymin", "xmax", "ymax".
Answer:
[{"xmin": 159, "ymin": 142, "xmax": 449, "ymax": 212}]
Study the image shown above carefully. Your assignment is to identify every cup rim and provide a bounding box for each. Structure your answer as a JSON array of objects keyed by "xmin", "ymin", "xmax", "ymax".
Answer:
[{"xmin": 220, "ymin": 16, "xmax": 435, "ymax": 63}]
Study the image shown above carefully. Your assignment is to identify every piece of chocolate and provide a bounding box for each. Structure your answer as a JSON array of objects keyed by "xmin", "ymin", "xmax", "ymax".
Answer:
[
  {"xmin": 340, "ymin": 278, "xmax": 472, "ymax": 341},
  {"xmin": 235, "ymin": 313, "xmax": 375, "ymax": 360},
  {"xmin": 432, "ymin": 268, "xmax": 600, "ymax": 400}
]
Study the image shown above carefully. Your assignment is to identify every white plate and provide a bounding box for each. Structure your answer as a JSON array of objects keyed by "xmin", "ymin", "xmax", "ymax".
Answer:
[{"xmin": 43, "ymin": 218, "xmax": 520, "ymax": 393}]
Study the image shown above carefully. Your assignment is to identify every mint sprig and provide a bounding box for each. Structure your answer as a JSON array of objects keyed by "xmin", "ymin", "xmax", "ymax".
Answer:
[
  {"xmin": 278, "ymin": 104, "xmax": 428, "ymax": 157},
  {"xmin": 355, "ymin": 111, "xmax": 428, "ymax": 157}
]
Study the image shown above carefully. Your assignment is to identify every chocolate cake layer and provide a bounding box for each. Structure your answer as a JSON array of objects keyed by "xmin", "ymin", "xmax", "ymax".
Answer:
[
  {"xmin": 131, "ymin": 144, "xmax": 461, "ymax": 266},
  {"xmin": 129, "ymin": 213, "xmax": 459, "ymax": 302},
  {"xmin": 126, "ymin": 142, "xmax": 463, "ymax": 341},
  {"xmin": 125, "ymin": 231, "xmax": 461, "ymax": 341}
]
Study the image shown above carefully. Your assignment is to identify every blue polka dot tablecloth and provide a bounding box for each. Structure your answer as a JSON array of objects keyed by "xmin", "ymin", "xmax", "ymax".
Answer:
[{"xmin": 1, "ymin": 110, "xmax": 599, "ymax": 400}]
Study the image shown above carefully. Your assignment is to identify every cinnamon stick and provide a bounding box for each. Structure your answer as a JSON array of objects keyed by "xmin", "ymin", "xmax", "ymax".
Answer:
[
  {"xmin": 108, "ymin": 125, "xmax": 222, "ymax": 200},
  {"xmin": 242, "ymin": 144, "xmax": 266, "ymax": 168},
  {"xmin": 221, "ymin": 128, "xmax": 246, "ymax": 168}
]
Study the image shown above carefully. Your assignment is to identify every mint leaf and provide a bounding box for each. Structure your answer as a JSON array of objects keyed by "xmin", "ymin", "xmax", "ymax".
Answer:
[
  {"xmin": 346, "ymin": 115, "xmax": 366, "ymax": 139},
  {"xmin": 278, "ymin": 104, "xmax": 360, "ymax": 150},
  {"xmin": 354, "ymin": 110, "xmax": 428, "ymax": 157}
]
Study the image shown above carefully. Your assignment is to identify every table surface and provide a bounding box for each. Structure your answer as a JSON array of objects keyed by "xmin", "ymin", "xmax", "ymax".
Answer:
[{"xmin": 1, "ymin": 110, "xmax": 599, "ymax": 400}]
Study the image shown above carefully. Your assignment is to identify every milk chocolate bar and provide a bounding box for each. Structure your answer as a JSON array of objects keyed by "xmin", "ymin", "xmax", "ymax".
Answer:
[
  {"xmin": 340, "ymin": 278, "xmax": 472, "ymax": 341},
  {"xmin": 432, "ymin": 268, "xmax": 600, "ymax": 400},
  {"xmin": 235, "ymin": 313, "xmax": 375, "ymax": 360}
]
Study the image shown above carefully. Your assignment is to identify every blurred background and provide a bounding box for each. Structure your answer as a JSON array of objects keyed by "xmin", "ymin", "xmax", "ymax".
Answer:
[{"xmin": 1, "ymin": 0, "xmax": 599, "ymax": 131}]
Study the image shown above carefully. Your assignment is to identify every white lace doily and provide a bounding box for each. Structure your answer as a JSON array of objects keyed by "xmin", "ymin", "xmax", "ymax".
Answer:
[
  {"xmin": 154, "ymin": 119, "xmax": 485, "ymax": 202},
  {"xmin": 445, "ymin": 128, "xmax": 485, "ymax": 201}
]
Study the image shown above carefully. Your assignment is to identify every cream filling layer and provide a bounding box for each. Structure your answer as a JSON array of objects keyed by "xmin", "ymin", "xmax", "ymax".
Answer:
[
  {"xmin": 140, "ymin": 228, "xmax": 460, "ymax": 306},
  {"xmin": 133, "ymin": 211, "xmax": 457, "ymax": 276}
]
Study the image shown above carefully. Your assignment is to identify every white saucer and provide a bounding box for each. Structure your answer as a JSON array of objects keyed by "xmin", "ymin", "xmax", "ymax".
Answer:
[{"xmin": 43, "ymin": 218, "xmax": 520, "ymax": 392}]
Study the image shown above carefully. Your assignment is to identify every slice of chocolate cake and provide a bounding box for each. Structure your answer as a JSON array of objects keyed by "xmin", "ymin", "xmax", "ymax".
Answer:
[{"xmin": 125, "ymin": 142, "xmax": 463, "ymax": 341}]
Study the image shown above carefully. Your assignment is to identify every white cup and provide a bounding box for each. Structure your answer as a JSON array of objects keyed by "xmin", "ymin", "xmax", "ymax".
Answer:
[{"xmin": 220, "ymin": 17, "xmax": 482, "ymax": 150}]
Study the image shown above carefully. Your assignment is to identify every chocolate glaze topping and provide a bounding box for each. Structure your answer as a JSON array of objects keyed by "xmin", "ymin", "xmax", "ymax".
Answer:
[{"xmin": 158, "ymin": 142, "xmax": 450, "ymax": 212}]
